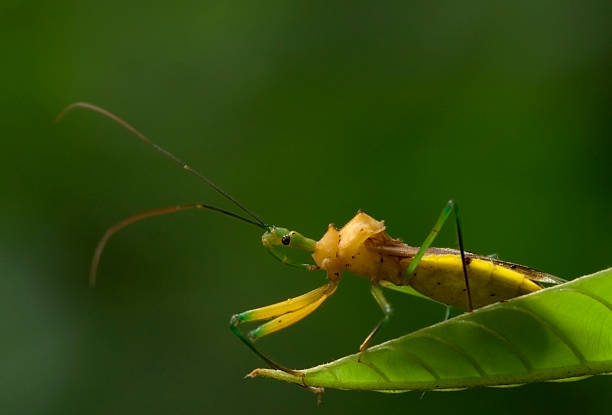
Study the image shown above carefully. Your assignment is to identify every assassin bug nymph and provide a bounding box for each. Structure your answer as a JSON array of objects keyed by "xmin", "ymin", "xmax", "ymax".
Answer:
[{"xmin": 57, "ymin": 102, "xmax": 565, "ymax": 384}]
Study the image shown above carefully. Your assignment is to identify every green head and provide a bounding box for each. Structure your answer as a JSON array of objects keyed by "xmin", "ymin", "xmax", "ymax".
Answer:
[{"xmin": 262, "ymin": 226, "xmax": 317, "ymax": 252}]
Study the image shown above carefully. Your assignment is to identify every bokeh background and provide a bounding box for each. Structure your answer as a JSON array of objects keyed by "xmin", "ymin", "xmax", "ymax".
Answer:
[{"xmin": 2, "ymin": 1, "xmax": 610, "ymax": 414}]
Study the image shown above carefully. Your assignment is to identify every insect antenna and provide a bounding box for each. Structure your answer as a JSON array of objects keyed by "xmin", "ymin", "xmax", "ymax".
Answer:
[
  {"xmin": 56, "ymin": 102, "xmax": 268, "ymax": 227},
  {"xmin": 88, "ymin": 202, "xmax": 266, "ymax": 286}
]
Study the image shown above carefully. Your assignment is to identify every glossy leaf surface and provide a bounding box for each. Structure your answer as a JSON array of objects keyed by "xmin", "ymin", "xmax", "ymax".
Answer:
[{"xmin": 252, "ymin": 268, "xmax": 612, "ymax": 392}]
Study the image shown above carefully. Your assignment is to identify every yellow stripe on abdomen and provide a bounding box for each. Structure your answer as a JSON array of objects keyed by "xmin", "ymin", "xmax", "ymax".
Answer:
[{"xmin": 405, "ymin": 255, "xmax": 541, "ymax": 309}]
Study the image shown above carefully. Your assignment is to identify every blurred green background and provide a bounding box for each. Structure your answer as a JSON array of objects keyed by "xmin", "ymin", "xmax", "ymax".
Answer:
[{"xmin": 2, "ymin": 1, "xmax": 610, "ymax": 414}]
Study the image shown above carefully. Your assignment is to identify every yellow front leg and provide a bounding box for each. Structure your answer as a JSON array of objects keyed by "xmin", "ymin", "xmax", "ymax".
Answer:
[
  {"xmin": 233, "ymin": 284, "xmax": 331, "ymax": 324},
  {"xmin": 229, "ymin": 281, "xmax": 339, "ymax": 377},
  {"xmin": 249, "ymin": 283, "xmax": 338, "ymax": 340}
]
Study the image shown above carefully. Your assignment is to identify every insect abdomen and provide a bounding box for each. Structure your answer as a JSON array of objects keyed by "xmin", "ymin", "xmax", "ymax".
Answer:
[{"xmin": 405, "ymin": 255, "xmax": 541, "ymax": 309}]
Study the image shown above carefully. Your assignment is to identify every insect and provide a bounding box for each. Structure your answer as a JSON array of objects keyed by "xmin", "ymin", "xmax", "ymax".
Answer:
[{"xmin": 57, "ymin": 102, "xmax": 566, "ymax": 382}]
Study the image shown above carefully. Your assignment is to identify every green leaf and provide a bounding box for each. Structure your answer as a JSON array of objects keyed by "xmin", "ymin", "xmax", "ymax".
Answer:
[{"xmin": 250, "ymin": 268, "xmax": 612, "ymax": 392}]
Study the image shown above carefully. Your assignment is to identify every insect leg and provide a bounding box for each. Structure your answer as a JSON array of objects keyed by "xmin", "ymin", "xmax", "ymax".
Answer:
[
  {"xmin": 443, "ymin": 305, "xmax": 452, "ymax": 321},
  {"xmin": 358, "ymin": 284, "xmax": 393, "ymax": 359},
  {"xmin": 247, "ymin": 282, "xmax": 338, "ymax": 340},
  {"xmin": 229, "ymin": 282, "xmax": 337, "ymax": 375},
  {"xmin": 232, "ymin": 285, "xmax": 329, "ymax": 324},
  {"xmin": 402, "ymin": 200, "xmax": 473, "ymax": 311}
]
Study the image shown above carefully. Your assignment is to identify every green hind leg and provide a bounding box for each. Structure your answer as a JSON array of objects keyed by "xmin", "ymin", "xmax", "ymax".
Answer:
[{"xmin": 402, "ymin": 200, "xmax": 473, "ymax": 311}]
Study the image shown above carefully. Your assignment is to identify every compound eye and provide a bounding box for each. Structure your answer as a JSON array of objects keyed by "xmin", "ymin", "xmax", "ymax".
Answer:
[{"xmin": 281, "ymin": 235, "xmax": 291, "ymax": 246}]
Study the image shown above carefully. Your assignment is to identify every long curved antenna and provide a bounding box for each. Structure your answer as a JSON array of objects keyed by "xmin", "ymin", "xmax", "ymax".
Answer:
[
  {"xmin": 56, "ymin": 102, "xmax": 268, "ymax": 227},
  {"xmin": 89, "ymin": 203, "xmax": 265, "ymax": 286}
]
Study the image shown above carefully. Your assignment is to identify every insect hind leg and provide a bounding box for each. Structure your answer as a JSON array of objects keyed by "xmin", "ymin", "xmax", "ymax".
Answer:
[
  {"xmin": 358, "ymin": 284, "xmax": 393, "ymax": 360},
  {"xmin": 402, "ymin": 200, "xmax": 473, "ymax": 311}
]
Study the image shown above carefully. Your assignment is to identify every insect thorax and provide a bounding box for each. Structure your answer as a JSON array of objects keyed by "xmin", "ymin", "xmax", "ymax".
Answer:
[{"xmin": 311, "ymin": 211, "xmax": 405, "ymax": 284}]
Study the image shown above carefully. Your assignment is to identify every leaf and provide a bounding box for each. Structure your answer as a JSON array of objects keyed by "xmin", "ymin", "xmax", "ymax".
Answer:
[{"xmin": 250, "ymin": 268, "xmax": 612, "ymax": 392}]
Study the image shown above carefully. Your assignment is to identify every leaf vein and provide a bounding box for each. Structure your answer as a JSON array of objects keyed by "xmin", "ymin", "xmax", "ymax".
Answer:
[
  {"xmin": 558, "ymin": 288, "xmax": 612, "ymax": 312},
  {"xmin": 416, "ymin": 333, "xmax": 487, "ymax": 377},
  {"xmin": 385, "ymin": 344, "xmax": 441, "ymax": 381},
  {"xmin": 454, "ymin": 319, "xmax": 533, "ymax": 373},
  {"xmin": 358, "ymin": 359, "xmax": 391, "ymax": 382},
  {"xmin": 323, "ymin": 366, "xmax": 339, "ymax": 382},
  {"xmin": 505, "ymin": 304, "xmax": 586, "ymax": 364}
]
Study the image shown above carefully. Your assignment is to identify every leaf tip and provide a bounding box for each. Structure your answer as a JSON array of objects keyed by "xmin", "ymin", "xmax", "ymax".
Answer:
[{"xmin": 245, "ymin": 369, "xmax": 261, "ymax": 379}]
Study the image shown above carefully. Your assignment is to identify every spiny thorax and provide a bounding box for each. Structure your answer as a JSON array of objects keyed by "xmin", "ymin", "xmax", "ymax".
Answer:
[{"xmin": 312, "ymin": 211, "xmax": 391, "ymax": 279}]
